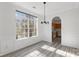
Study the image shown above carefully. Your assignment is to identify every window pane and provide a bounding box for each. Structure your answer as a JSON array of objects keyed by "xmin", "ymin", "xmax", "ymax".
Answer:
[
  {"xmin": 34, "ymin": 17, "xmax": 37, "ymax": 36},
  {"xmin": 29, "ymin": 16, "xmax": 34, "ymax": 37},
  {"xmin": 16, "ymin": 11, "xmax": 28, "ymax": 39},
  {"xmin": 29, "ymin": 16, "xmax": 37, "ymax": 37},
  {"xmin": 29, "ymin": 16, "xmax": 34, "ymax": 29}
]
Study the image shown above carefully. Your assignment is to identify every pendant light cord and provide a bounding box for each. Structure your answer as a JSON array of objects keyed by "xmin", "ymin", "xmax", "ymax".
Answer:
[
  {"xmin": 41, "ymin": 2, "xmax": 49, "ymax": 24},
  {"xmin": 44, "ymin": 2, "xmax": 46, "ymax": 21}
]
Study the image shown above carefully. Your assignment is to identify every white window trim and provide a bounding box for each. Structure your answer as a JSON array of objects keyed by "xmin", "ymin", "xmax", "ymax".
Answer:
[{"xmin": 16, "ymin": 10, "xmax": 38, "ymax": 40}]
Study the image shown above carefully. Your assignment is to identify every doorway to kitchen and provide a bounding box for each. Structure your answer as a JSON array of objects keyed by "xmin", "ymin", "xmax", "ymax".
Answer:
[{"xmin": 52, "ymin": 16, "xmax": 61, "ymax": 44}]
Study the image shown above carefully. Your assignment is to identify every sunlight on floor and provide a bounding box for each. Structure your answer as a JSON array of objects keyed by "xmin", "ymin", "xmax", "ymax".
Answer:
[
  {"xmin": 56, "ymin": 49, "xmax": 66, "ymax": 56},
  {"xmin": 25, "ymin": 45, "xmax": 79, "ymax": 57},
  {"xmin": 24, "ymin": 50, "xmax": 46, "ymax": 57},
  {"xmin": 66, "ymin": 52, "xmax": 78, "ymax": 57},
  {"xmin": 41, "ymin": 45, "xmax": 48, "ymax": 49},
  {"xmin": 56, "ymin": 49, "xmax": 79, "ymax": 57},
  {"xmin": 41, "ymin": 45, "xmax": 56, "ymax": 52}
]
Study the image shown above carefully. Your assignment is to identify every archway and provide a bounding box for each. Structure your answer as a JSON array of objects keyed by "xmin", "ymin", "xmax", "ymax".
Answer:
[{"xmin": 52, "ymin": 16, "xmax": 61, "ymax": 44}]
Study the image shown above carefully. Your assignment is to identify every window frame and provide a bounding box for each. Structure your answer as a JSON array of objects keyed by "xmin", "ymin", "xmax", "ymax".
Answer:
[{"xmin": 16, "ymin": 10, "xmax": 38, "ymax": 40}]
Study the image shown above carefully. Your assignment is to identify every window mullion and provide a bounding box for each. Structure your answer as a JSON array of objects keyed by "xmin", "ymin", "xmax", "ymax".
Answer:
[
  {"xmin": 37, "ymin": 18, "xmax": 38, "ymax": 36},
  {"xmin": 24, "ymin": 20, "xmax": 25, "ymax": 37},
  {"xmin": 34, "ymin": 18, "xmax": 35, "ymax": 36},
  {"xmin": 28, "ymin": 16, "xmax": 29, "ymax": 38}
]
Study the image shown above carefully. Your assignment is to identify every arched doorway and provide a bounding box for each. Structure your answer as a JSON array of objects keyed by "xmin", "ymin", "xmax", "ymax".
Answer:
[{"xmin": 52, "ymin": 16, "xmax": 61, "ymax": 44}]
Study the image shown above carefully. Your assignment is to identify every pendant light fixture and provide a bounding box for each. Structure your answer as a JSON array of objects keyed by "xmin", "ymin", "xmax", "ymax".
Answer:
[{"xmin": 41, "ymin": 2, "xmax": 49, "ymax": 24}]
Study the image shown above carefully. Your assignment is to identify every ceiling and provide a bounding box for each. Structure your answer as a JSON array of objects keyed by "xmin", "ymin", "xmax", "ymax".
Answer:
[{"xmin": 13, "ymin": 2, "xmax": 79, "ymax": 17}]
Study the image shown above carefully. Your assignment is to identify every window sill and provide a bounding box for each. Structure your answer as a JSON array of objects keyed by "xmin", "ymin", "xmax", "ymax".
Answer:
[
  {"xmin": 16, "ymin": 37, "xmax": 28, "ymax": 40},
  {"xmin": 16, "ymin": 35, "xmax": 38, "ymax": 40},
  {"xmin": 29, "ymin": 36, "xmax": 38, "ymax": 38}
]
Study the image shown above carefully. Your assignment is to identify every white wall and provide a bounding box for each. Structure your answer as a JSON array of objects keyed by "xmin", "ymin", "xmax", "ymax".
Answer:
[
  {"xmin": 43, "ymin": 7, "xmax": 79, "ymax": 48},
  {"xmin": 0, "ymin": 3, "xmax": 42, "ymax": 56},
  {"xmin": 60, "ymin": 8, "xmax": 79, "ymax": 48},
  {"xmin": 41, "ymin": 21, "xmax": 52, "ymax": 42}
]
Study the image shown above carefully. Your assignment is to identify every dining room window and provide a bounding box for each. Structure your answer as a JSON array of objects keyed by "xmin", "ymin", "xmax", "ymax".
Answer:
[{"xmin": 16, "ymin": 10, "xmax": 38, "ymax": 39}]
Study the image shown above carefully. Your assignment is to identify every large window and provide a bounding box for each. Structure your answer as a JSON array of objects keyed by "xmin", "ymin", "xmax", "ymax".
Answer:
[{"xmin": 16, "ymin": 10, "xmax": 38, "ymax": 39}]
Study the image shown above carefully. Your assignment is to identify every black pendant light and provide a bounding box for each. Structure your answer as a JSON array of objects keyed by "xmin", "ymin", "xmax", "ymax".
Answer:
[{"xmin": 41, "ymin": 2, "xmax": 49, "ymax": 24}]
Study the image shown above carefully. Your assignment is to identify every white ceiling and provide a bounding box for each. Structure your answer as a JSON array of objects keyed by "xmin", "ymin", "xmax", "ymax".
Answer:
[{"xmin": 13, "ymin": 2, "xmax": 79, "ymax": 17}]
